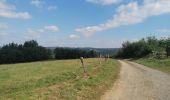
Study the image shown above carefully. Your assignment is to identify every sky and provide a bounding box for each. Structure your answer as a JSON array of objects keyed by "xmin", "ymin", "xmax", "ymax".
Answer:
[{"xmin": 0, "ymin": 0, "xmax": 170, "ymax": 48}]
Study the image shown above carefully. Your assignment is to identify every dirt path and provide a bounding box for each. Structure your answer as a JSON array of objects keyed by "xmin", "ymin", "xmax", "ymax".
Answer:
[{"xmin": 101, "ymin": 60, "xmax": 170, "ymax": 100}]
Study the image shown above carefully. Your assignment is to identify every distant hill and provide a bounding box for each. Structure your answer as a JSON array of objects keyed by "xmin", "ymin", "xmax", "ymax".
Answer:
[
  {"xmin": 79, "ymin": 48, "xmax": 120, "ymax": 56},
  {"xmin": 46, "ymin": 47, "xmax": 120, "ymax": 56}
]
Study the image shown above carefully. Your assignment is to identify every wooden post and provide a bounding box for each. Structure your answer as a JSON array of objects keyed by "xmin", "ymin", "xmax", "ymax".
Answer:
[
  {"xmin": 80, "ymin": 57, "xmax": 87, "ymax": 73},
  {"xmin": 99, "ymin": 54, "xmax": 102, "ymax": 65},
  {"xmin": 166, "ymin": 46, "xmax": 170, "ymax": 58},
  {"xmin": 105, "ymin": 55, "xmax": 107, "ymax": 61},
  {"xmin": 108, "ymin": 54, "xmax": 110, "ymax": 59}
]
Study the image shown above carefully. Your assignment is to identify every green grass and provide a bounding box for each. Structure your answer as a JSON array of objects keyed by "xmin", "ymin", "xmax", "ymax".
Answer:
[
  {"xmin": 135, "ymin": 58, "xmax": 170, "ymax": 74},
  {"xmin": 0, "ymin": 58, "xmax": 120, "ymax": 100}
]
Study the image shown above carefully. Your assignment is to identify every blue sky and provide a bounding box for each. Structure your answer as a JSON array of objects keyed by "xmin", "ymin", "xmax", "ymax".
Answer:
[{"xmin": 0, "ymin": 0, "xmax": 170, "ymax": 48}]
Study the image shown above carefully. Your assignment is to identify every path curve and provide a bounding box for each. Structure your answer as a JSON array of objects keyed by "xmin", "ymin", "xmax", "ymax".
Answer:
[{"xmin": 101, "ymin": 60, "xmax": 170, "ymax": 100}]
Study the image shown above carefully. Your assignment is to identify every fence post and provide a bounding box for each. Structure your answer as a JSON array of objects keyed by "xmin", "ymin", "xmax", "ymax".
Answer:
[
  {"xmin": 80, "ymin": 57, "xmax": 87, "ymax": 73},
  {"xmin": 105, "ymin": 55, "xmax": 108, "ymax": 61},
  {"xmin": 108, "ymin": 54, "xmax": 110, "ymax": 60},
  {"xmin": 166, "ymin": 46, "xmax": 170, "ymax": 58},
  {"xmin": 99, "ymin": 54, "xmax": 102, "ymax": 65}
]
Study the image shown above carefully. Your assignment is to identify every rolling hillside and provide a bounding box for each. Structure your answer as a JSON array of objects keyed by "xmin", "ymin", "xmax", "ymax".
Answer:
[{"xmin": 0, "ymin": 58, "xmax": 120, "ymax": 100}]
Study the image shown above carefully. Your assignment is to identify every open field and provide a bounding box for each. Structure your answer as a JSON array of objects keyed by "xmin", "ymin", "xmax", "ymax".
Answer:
[
  {"xmin": 135, "ymin": 58, "xmax": 170, "ymax": 74},
  {"xmin": 0, "ymin": 58, "xmax": 120, "ymax": 100}
]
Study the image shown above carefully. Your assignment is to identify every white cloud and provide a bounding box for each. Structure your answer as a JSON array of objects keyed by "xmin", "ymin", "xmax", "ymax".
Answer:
[
  {"xmin": 86, "ymin": 0, "xmax": 121, "ymax": 5},
  {"xmin": 157, "ymin": 29, "xmax": 170, "ymax": 33},
  {"xmin": 0, "ymin": 23, "xmax": 8, "ymax": 29},
  {"xmin": 0, "ymin": 32, "xmax": 8, "ymax": 36},
  {"xmin": 77, "ymin": 0, "xmax": 170, "ymax": 37},
  {"xmin": 47, "ymin": 6, "xmax": 57, "ymax": 11},
  {"xmin": 25, "ymin": 25, "xmax": 59, "ymax": 39},
  {"xmin": 44, "ymin": 25, "xmax": 59, "ymax": 32},
  {"xmin": 26, "ymin": 28, "xmax": 41, "ymax": 38},
  {"xmin": 0, "ymin": 1, "xmax": 15, "ymax": 10},
  {"xmin": 31, "ymin": 0, "xmax": 44, "ymax": 8},
  {"xmin": 69, "ymin": 34, "xmax": 80, "ymax": 39},
  {"xmin": 31, "ymin": 0, "xmax": 57, "ymax": 11},
  {"xmin": 0, "ymin": 1, "xmax": 31, "ymax": 19}
]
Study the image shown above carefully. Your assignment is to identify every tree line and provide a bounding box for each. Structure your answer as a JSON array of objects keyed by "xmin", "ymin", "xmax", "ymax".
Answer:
[
  {"xmin": 54, "ymin": 48, "xmax": 98, "ymax": 59},
  {"xmin": 115, "ymin": 36, "xmax": 170, "ymax": 59},
  {"xmin": 0, "ymin": 40, "xmax": 52, "ymax": 64},
  {"xmin": 0, "ymin": 40, "xmax": 98, "ymax": 64}
]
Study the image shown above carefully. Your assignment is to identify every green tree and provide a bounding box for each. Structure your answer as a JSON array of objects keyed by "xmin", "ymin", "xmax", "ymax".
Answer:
[{"xmin": 0, "ymin": 40, "xmax": 52, "ymax": 64}]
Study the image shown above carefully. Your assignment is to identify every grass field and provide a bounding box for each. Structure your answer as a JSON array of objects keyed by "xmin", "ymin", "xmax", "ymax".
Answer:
[
  {"xmin": 0, "ymin": 58, "xmax": 120, "ymax": 100},
  {"xmin": 135, "ymin": 58, "xmax": 170, "ymax": 74}
]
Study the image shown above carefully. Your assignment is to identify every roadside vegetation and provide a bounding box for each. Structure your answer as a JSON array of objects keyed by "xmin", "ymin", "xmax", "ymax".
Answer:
[
  {"xmin": 115, "ymin": 36, "xmax": 170, "ymax": 59},
  {"xmin": 114, "ymin": 36, "xmax": 170, "ymax": 73},
  {"xmin": 135, "ymin": 58, "xmax": 170, "ymax": 74},
  {"xmin": 0, "ymin": 58, "xmax": 120, "ymax": 100}
]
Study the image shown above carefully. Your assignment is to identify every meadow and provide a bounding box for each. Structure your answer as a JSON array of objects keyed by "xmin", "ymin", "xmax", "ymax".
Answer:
[{"xmin": 0, "ymin": 58, "xmax": 120, "ymax": 100}]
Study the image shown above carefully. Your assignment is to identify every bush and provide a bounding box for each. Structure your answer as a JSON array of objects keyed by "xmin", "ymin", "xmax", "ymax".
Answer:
[
  {"xmin": 115, "ymin": 39, "xmax": 152, "ymax": 58},
  {"xmin": 115, "ymin": 36, "xmax": 170, "ymax": 59}
]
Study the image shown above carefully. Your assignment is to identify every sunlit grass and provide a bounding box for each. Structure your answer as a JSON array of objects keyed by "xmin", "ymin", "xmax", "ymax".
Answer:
[
  {"xmin": 135, "ymin": 58, "xmax": 170, "ymax": 74},
  {"xmin": 0, "ymin": 58, "xmax": 120, "ymax": 100}
]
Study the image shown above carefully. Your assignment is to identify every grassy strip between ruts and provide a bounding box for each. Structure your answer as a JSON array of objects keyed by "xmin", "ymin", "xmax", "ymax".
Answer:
[
  {"xmin": 135, "ymin": 58, "xmax": 170, "ymax": 74},
  {"xmin": 0, "ymin": 58, "xmax": 120, "ymax": 100}
]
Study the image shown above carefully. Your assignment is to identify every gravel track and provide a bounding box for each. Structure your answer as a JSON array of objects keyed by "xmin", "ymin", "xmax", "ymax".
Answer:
[{"xmin": 101, "ymin": 60, "xmax": 170, "ymax": 100}]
